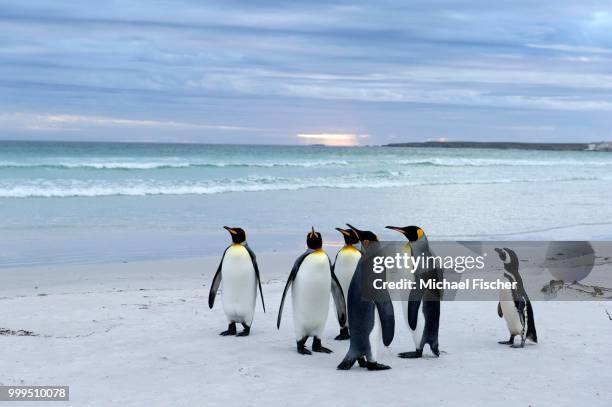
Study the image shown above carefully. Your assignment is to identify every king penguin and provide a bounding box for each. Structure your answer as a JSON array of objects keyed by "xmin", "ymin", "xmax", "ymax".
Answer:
[
  {"xmin": 332, "ymin": 227, "xmax": 361, "ymax": 340},
  {"xmin": 208, "ymin": 226, "xmax": 265, "ymax": 336},
  {"xmin": 337, "ymin": 224, "xmax": 395, "ymax": 371},
  {"xmin": 277, "ymin": 228, "xmax": 347, "ymax": 355},
  {"xmin": 495, "ymin": 248, "xmax": 538, "ymax": 348},
  {"xmin": 386, "ymin": 225, "xmax": 442, "ymax": 358}
]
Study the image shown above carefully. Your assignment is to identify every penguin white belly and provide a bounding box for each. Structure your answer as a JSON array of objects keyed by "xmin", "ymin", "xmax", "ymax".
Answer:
[
  {"xmin": 292, "ymin": 251, "xmax": 331, "ymax": 339},
  {"xmin": 400, "ymin": 258, "xmax": 424, "ymax": 350},
  {"xmin": 368, "ymin": 310, "xmax": 382, "ymax": 362},
  {"xmin": 333, "ymin": 247, "xmax": 361, "ymax": 326},
  {"xmin": 221, "ymin": 245, "xmax": 257, "ymax": 325},
  {"xmin": 500, "ymin": 288, "xmax": 523, "ymax": 335},
  {"xmin": 403, "ymin": 299, "xmax": 425, "ymax": 349}
]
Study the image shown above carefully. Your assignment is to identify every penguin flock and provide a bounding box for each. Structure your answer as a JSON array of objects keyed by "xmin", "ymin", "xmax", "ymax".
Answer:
[{"xmin": 209, "ymin": 225, "xmax": 538, "ymax": 371}]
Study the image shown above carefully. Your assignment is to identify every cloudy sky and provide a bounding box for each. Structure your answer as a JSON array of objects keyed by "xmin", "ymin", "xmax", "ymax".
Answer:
[{"xmin": 1, "ymin": 0, "xmax": 611, "ymax": 144}]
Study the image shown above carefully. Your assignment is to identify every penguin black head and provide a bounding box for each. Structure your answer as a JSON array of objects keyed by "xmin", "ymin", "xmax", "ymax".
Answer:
[
  {"xmin": 494, "ymin": 247, "xmax": 520, "ymax": 279},
  {"xmin": 346, "ymin": 224, "xmax": 378, "ymax": 249},
  {"xmin": 224, "ymin": 226, "xmax": 246, "ymax": 244},
  {"xmin": 306, "ymin": 227, "xmax": 323, "ymax": 250},
  {"xmin": 385, "ymin": 225, "xmax": 425, "ymax": 242},
  {"xmin": 335, "ymin": 227, "xmax": 359, "ymax": 245}
]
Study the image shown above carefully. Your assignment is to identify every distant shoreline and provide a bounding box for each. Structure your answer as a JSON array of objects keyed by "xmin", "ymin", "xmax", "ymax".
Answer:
[
  {"xmin": 1, "ymin": 139, "xmax": 612, "ymax": 151},
  {"xmin": 2, "ymin": 139, "xmax": 612, "ymax": 152},
  {"xmin": 385, "ymin": 141, "xmax": 612, "ymax": 152}
]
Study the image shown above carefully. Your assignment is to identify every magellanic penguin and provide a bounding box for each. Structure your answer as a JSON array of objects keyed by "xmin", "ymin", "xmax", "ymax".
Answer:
[
  {"xmin": 277, "ymin": 228, "xmax": 347, "ymax": 355},
  {"xmin": 337, "ymin": 224, "xmax": 395, "ymax": 371},
  {"xmin": 386, "ymin": 225, "xmax": 442, "ymax": 358},
  {"xmin": 332, "ymin": 227, "xmax": 361, "ymax": 340},
  {"xmin": 494, "ymin": 248, "xmax": 537, "ymax": 348},
  {"xmin": 208, "ymin": 227, "xmax": 265, "ymax": 336}
]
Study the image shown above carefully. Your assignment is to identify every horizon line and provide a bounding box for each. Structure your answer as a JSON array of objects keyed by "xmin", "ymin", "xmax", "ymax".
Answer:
[{"xmin": 0, "ymin": 138, "xmax": 610, "ymax": 147}]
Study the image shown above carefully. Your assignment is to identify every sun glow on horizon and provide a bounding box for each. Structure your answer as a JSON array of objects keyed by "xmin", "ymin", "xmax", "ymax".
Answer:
[{"xmin": 296, "ymin": 133, "xmax": 367, "ymax": 146}]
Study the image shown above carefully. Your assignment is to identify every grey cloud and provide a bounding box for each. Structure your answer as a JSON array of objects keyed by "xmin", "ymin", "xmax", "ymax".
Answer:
[{"xmin": 1, "ymin": 0, "xmax": 611, "ymax": 142}]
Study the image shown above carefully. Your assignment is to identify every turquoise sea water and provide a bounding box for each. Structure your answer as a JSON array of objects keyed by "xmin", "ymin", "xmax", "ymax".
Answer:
[{"xmin": 1, "ymin": 141, "xmax": 612, "ymax": 267}]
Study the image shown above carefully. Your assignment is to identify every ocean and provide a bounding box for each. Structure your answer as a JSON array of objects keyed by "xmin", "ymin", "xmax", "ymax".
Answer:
[{"xmin": 1, "ymin": 140, "xmax": 611, "ymax": 267}]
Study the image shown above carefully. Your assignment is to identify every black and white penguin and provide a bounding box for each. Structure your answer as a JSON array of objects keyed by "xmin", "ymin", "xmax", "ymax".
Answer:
[
  {"xmin": 277, "ymin": 228, "xmax": 346, "ymax": 355},
  {"xmin": 386, "ymin": 225, "xmax": 442, "ymax": 358},
  {"xmin": 332, "ymin": 227, "xmax": 361, "ymax": 340},
  {"xmin": 208, "ymin": 226, "xmax": 265, "ymax": 336},
  {"xmin": 494, "ymin": 248, "xmax": 538, "ymax": 348},
  {"xmin": 337, "ymin": 224, "xmax": 395, "ymax": 371}
]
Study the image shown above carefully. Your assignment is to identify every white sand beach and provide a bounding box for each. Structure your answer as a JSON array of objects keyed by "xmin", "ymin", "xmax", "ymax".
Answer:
[{"xmin": 2, "ymin": 253, "xmax": 611, "ymax": 407}]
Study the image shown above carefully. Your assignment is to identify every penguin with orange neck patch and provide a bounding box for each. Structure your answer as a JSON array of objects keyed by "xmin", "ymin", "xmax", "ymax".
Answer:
[
  {"xmin": 277, "ymin": 228, "xmax": 346, "ymax": 355},
  {"xmin": 386, "ymin": 225, "xmax": 442, "ymax": 359},
  {"xmin": 337, "ymin": 224, "xmax": 395, "ymax": 371},
  {"xmin": 208, "ymin": 226, "xmax": 266, "ymax": 336},
  {"xmin": 332, "ymin": 227, "xmax": 361, "ymax": 340}
]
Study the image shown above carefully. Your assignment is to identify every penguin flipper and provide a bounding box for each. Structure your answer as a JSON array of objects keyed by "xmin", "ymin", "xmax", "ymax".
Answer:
[
  {"xmin": 375, "ymin": 299, "xmax": 395, "ymax": 346},
  {"xmin": 277, "ymin": 250, "xmax": 311, "ymax": 329},
  {"xmin": 276, "ymin": 274, "xmax": 293, "ymax": 329},
  {"xmin": 515, "ymin": 299, "xmax": 526, "ymax": 324},
  {"xmin": 497, "ymin": 302, "xmax": 503, "ymax": 318},
  {"xmin": 407, "ymin": 287, "xmax": 423, "ymax": 331},
  {"xmin": 526, "ymin": 300, "xmax": 537, "ymax": 343},
  {"xmin": 245, "ymin": 244, "xmax": 266, "ymax": 313},
  {"xmin": 208, "ymin": 248, "xmax": 228, "ymax": 309},
  {"xmin": 330, "ymin": 268, "xmax": 347, "ymax": 327},
  {"xmin": 516, "ymin": 274, "xmax": 536, "ymax": 342}
]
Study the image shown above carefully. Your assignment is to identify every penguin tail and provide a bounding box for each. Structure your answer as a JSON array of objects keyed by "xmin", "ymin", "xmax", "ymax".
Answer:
[
  {"xmin": 337, "ymin": 356, "xmax": 357, "ymax": 370},
  {"xmin": 528, "ymin": 330, "xmax": 538, "ymax": 343},
  {"xmin": 337, "ymin": 347, "xmax": 361, "ymax": 370},
  {"xmin": 429, "ymin": 340, "xmax": 440, "ymax": 357}
]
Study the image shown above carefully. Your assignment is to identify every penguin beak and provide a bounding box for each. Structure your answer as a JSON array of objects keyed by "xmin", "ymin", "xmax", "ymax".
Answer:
[
  {"xmin": 386, "ymin": 226, "xmax": 407, "ymax": 238},
  {"xmin": 346, "ymin": 223, "xmax": 361, "ymax": 239},
  {"xmin": 385, "ymin": 226, "xmax": 404, "ymax": 233},
  {"xmin": 335, "ymin": 227, "xmax": 350, "ymax": 236},
  {"xmin": 223, "ymin": 226, "xmax": 237, "ymax": 235},
  {"xmin": 309, "ymin": 226, "xmax": 316, "ymax": 238},
  {"xmin": 346, "ymin": 223, "xmax": 359, "ymax": 232},
  {"xmin": 347, "ymin": 224, "xmax": 372, "ymax": 248}
]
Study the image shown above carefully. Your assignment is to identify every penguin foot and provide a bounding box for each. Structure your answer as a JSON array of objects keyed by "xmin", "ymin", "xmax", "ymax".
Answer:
[
  {"xmin": 510, "ymin": 340, "xmax": 525, "ymax": 349},
  {"xmin": 297, "ymin": 337, "xmax": 310, "ymax": 355},
  {"xmin": 236, "ymin": 330, "xmax": 250, "ymax": 337},
  {"xmin": 236, "ymin": 324, "xmax": 250, "ymax": 337},
  {"xmin": 498, "ymin": 335, "xmax": 515, "ymax": 345},
  {"xmin": 357, "ymin": 357, "xmax": 367, "ymax": 367},
  {"xmin": 366, "ymin": 361, "xmax": 391, "ymax": 371},
  {"xmin": 398, "ymin": 349, "xmax": 423, "ymax": 359},
  {"xmin": 219, "ymin": 323, "xmax": 237, "ymax": 336},
  {"xmin": 431, "ymin": 345, "xmax": 440, "ymax": 357},
  {"xmin": 312, "ymin": 337, "xmax": 333, "ymax": 353},
  {"xmin": 334, "ymin": 327, "xmax": 350, "ymax": 341}
]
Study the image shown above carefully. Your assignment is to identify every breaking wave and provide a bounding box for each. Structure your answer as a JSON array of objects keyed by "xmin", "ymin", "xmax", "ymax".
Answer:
[
  {"xmin": 0, "ymin": 160, "xmax": 350, "ymax": 170},
  {"xmin": 0, "ymin": 174, "xmax": 600, "ymax": 198},
  {"xmin": 3, "ymin": 157, "xmax": 612, "ymax": 171},
  {"xmin": 397, "ymin": 158, "xmax": 612, "ymax": 167}
]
